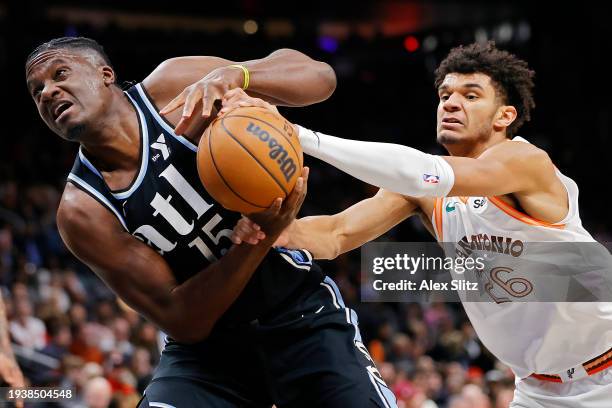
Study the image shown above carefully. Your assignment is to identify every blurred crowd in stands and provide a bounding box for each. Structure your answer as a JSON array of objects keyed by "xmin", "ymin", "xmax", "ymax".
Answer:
[{"xmin": 0, "ymin": 172, "xmax": 526, "ymax": 407}]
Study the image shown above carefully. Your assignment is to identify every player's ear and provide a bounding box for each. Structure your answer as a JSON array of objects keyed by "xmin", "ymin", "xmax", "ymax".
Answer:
[
  {"xmin": 493, "ymin": 105, "xmax": 517, "ymax": 132},
  {"xmin": 101, "ymin": 66, "xmax": 116, "ymax": 87}
]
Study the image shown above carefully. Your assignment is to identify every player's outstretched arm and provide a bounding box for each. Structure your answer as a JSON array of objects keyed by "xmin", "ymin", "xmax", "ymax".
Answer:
[
  {"xmin": 57, "ymin": 170, "xmax": 307, "ymax": 344},
  {"xmin": 143, "ymin": 50, "xmax": 336, "ymax": 135},
  {"xmin": 232, "ymin": 189, "xmax": 417, "ymax": 259},
  {"xmin": 296, "ymin": 126, "xmax": 567, "ymax": 220}
]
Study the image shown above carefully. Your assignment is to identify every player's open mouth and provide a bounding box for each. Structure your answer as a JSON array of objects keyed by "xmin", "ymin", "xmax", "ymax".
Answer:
[
  {"xmin": 442, "ymin": 117, "xmax": 462, "ymax": 124},
  {"xmin": 53, "ymin": 101, "xmax": 74, "ymax": 122},
  {"xmin": 441, "ymin": 117, "xmax": 463, "ymax": 129}
]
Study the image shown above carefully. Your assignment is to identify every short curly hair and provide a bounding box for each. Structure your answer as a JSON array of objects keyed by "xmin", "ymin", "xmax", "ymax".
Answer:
[{"xmin": 434, "ymin": 41, "xmax": 535, "ymax": 137}]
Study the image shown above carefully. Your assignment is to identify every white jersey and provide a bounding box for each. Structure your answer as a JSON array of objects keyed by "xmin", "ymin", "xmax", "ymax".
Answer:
[{"xmin": 431, "ymin": 136, "xmax": 612, "ymax": 379}]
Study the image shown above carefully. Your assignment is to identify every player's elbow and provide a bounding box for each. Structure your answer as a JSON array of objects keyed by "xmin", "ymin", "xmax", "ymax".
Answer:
[
  {"xmin": 271, "ymin": 48, "xmax": 336, "ymax": 101},
  {"xmin": 315, "ymin": 62, "xmax": 337, "ymax": 100}
]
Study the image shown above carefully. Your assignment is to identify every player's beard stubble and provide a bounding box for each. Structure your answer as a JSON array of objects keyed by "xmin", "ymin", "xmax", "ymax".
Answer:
[{"xmin": 66, "ymin": 124, "xmax": 86, "ymax": 142}]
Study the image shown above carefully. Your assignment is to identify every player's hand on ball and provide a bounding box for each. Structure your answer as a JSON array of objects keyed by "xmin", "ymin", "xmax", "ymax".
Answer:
[
  {"xmin": 247, "ymin": 167, "xmax": 309, "ymax": 240},
  {"xmin": 231, "ymin": 217, "xmax": 291, "ymax": 247},
  {"xmin": 218, "ymin": 88, "xmax": 279, "ymax": 117},
  {"xmin": 159, "ymin": 65, "xmax": 246, "ymax": 135}
]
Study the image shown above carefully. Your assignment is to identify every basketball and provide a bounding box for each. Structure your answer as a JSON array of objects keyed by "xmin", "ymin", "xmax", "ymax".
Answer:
[{"xmin": 196, "ymin": 106, "xmax": 303, "ymax": 214}]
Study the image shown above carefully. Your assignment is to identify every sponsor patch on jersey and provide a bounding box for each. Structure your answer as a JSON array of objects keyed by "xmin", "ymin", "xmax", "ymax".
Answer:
[
  {"xmin": 423, "ymin": 174, "xmax": 440, "ymax": 184},
  {"xmin": 470, "ymin": 197, "xmax": 488, "ymax": 214}
]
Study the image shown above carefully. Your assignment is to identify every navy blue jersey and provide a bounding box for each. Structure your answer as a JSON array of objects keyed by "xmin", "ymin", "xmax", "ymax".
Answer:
[{"xmin": 67, "ymin": 83, "xmax": 322, "ymax": 325}]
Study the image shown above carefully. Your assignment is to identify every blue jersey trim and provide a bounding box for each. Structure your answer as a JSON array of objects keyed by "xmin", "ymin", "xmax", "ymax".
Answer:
[
  {"xmin": 135, "ymin": 83, "xmax": 198, "ymax": 153},
  {"xmin": 67, "ymin": 173, "xmax": 128, "ymax": 230}
]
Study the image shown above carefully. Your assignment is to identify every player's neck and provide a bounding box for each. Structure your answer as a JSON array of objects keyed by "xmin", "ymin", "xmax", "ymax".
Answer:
[{"xmin": 79, "ymin": 91, "xmax": 141, "ymax": 172}]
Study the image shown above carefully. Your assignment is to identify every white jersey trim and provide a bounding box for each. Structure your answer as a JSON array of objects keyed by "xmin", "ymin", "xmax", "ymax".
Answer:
[
  {"xmin": 111, "ymin": 91, "xmax": 150, "ymax": 200},
  {"xmin": 135, "ymin": 83, "xmax": 198, "ymax": 153},
  {"xmin": 67, "ymin": 173, "xmax": 128, "ymax": 231}
]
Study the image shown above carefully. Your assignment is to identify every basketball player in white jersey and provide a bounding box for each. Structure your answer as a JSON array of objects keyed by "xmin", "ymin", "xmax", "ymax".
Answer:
[{"xmin": 230, "ymin": 41, "xmax": 612, "ymax": 407}]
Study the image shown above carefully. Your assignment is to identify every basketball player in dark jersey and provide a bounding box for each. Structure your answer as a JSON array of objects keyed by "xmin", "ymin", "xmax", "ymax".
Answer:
[{"xmin": 25, "ymin": 37, "xmax": 397, "ymax": 408}]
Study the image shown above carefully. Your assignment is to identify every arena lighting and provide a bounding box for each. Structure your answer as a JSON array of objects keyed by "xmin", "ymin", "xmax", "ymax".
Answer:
[
  {"xmin": 318, "ymin": 36, "xmax": 339, "ymax": 53},
  {"xmin": 243, "ymin": 19, "xmax": 258, "ymax": 34},
  {"xmin": 516, "ymin": 21, "xmax": 531, "ymax": 42},
  {"xmin": 422, "ymin": 35, "xmax": 438, "ymax": 52},
  {"xmin": 475, "ymin": 27, "xmax": 488, "ymax": 43},
  {"xmin": 495, "ymin": 22, "xmax": 513, "ymax": 43},
  {"xmin": 403, "ymin": 35, "xmax": 419, "ymax": 52}
]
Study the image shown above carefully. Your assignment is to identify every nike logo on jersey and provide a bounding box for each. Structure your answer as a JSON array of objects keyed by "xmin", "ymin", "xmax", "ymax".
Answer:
[{"xmin": 446, "ymin": 202, "xmax": 456, "ymax": 212}]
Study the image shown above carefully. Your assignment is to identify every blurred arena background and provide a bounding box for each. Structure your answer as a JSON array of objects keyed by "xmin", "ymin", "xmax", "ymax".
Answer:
[{"xmin": 1, "ymin": 1, "xmax": 610, "ymax": 407}]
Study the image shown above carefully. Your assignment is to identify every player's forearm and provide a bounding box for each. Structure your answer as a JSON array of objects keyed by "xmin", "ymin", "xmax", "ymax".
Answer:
[
  {"xmin": 285, "ymin": 217, "xmax": 343, "ymax": 260},
  {"xmin": 297, "ymin": 125, "xmax": 455, "ymax": 198},
  {"xmin": 244, "ymin": 49, "xmax": 336, "ymax": 106},
  {"xmin": 168, "ymin": 237, "xmax": 276, "ymax": 343}
]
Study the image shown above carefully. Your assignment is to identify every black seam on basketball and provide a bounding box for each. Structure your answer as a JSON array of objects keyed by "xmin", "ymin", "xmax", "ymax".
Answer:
[
  {"xmin": 220, "ymin": 117, "xmax": 289, "ymax": 196},
  {"xmin": 223, "ymin": 113, "xmax": 301, "ymax": 163},
  {"xmin": 207, "ymin": 128, "xmax": 268, "ymax": 209}
]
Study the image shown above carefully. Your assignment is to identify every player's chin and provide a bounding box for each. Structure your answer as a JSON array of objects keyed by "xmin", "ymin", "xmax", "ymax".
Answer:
[{"xmin": 437, "ymin": 130, "xmax": 463, "ymax": 145}]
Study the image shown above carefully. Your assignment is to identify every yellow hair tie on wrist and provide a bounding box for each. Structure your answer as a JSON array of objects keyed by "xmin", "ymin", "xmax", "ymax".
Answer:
[{"xmin": 229, "ymin": 64, "xmax": 250, "ymax": 90}]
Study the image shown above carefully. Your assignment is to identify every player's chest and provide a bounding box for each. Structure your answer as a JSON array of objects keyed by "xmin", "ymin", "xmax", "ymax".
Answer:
[{"xmin": 117, "ymin": 137, "xmax": 239, "ymax": 261}]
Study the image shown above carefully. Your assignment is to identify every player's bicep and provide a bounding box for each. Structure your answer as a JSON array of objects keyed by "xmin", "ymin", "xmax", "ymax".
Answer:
[
  {"xmin": 57, "ymin": 185, "xmax": 179, "ymax": 326},
  {"xmin": 444, "ymin": 142, "xmax": 549, "ymax": 197},
  {"xmin": 142, "ymin": 56, "xmax": 233, "ymax": 101},
  {"xmin": 444, "ymin": 156, "xmax": 520, "ymax": 196}
]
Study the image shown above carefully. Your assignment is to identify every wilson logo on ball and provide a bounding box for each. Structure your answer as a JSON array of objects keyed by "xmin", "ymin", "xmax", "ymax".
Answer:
[{"xmin": 246, "ymin": 122, "xmax": 298, "ymax": 182}]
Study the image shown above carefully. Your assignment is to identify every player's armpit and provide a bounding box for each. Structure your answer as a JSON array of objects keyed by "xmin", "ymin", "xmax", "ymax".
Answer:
[
  {"xmin": 56, "ymin": 184, "xmax": 280, "ymax": 344},
  {"xmin": 290, "ymin": 189, "xmax": 417, "ymax": 259}
]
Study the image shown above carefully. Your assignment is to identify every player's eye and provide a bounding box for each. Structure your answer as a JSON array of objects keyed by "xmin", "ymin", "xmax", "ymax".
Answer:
[
  {"xmin": 440, "ymin": 94, "xmax": 449, "ymax": 101},
  {"xmin": 31, "ymin": 86, "xmax": 43, "ymax": 98},
  {"xmin": 466, "ymin": 94, "xmax": 478, "ymax": 100},
  {"xmin": 54, "ymin": 68, "xmax": 68, "ymax": 80}
]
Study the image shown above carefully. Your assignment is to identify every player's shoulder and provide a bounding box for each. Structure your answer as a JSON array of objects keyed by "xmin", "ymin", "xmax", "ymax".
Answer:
[
  {"xmin": 57, "ymin": 183, "xmax": 122, "ymax": 239},
  {"xmin": 481, "ymin": 137, "xmax": 553, "ymax": 167}
]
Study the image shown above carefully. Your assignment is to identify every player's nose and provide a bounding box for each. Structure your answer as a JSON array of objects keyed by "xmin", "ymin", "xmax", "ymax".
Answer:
[
  {"xmin": 40, "ymin": 81, "xmax": 61, "ymax": 103},
  {"xmin": 442, "ymin": 94, "xmax": 461, "ymax": 112}
]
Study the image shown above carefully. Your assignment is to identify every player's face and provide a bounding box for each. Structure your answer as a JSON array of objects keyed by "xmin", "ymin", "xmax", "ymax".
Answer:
[
  {"xmin": 436, "ymin": 73, "xmax": 501, "ymax": 146},
  {"xmin": 26, "ymin": 50, "xmax": 114, "ymax": 142}
]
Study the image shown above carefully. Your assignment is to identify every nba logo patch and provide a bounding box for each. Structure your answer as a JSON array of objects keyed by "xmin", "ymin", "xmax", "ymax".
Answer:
[{"xmin": 423, "ymin": 174, "xmax": 440, "ymax": 184}]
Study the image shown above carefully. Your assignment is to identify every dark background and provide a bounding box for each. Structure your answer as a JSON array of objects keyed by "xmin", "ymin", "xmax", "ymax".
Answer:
[
  {"xmin": 4, "ymin": 1, "xmax": 612, "ymax": 236},
  {"xmin": 1, "ymin": 1, "xmax": 610, "ymax": 407}
]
